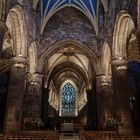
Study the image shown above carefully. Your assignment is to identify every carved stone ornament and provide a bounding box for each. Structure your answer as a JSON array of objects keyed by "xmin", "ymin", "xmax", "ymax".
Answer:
[
  {"xmin": 10, "ymin": 57, "xmax": 27, "ymax": 68},
  {"xmin": 112, "ymin": 58, "xmax": 127, "ymax": 71}
]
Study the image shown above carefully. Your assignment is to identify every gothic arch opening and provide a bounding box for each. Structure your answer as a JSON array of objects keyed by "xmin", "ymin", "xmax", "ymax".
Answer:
[
  {"xmin": 3, "ymin": 5, "xmax": 27, "ymax": 57},
  {"xmin": 112, "ymin": 10, "xmax": 135, "ymax": 60},
  {"xmin": 40, "ymin": 39, "xmax": 98, "ymax": 130},
  {"xmin": 39, "ymin": 6, "xmax": 101, "ymax": 130}
]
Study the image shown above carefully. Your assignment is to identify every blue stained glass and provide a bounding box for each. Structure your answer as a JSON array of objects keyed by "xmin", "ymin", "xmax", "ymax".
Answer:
[{"xmin": 61, "ymin": 82, "xmax": 76, "ymax": 114}]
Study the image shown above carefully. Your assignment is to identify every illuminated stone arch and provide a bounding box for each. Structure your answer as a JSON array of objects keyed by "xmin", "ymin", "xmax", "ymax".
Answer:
[
  {"xmin": 40, "ymin": 40, "xmax": 100, "ymax": 90},
  {"xmin": 101, "ymin": 41, "xmax": 111, "ymax": 75},
  {"xmin": 112, "ymin": 10, "xmax": 135, "ymax": 60},
  {"xmin": 40, "ymin": 40, "xmax": 99, "ymax": 73},
  {"xmin": 28, "ymin": 42, "xmax": 38, "ymax": 73},
  {"xmin": 5, "ymin": 5, "xmax": 27, "ymax": 57}
]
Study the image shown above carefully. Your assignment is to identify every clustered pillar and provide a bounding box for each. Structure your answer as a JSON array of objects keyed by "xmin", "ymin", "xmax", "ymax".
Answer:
[
  {"xmin": 112, "ymin": 58, "xmax": 134, "ymax": 135},
  {"xmin": 86, "ymin": 90, "xmax": 95, "ymax": 130},
  {"xmin": 23, "ymin": 73, "xmax": 43, "ymax": 127},
  {"xmin": 96, "ymin": 75, "xmax": 114, "ymax": 130},
  {"xmin": 4, "ymin": 57, "xmax": 26, "ymax": 134}
]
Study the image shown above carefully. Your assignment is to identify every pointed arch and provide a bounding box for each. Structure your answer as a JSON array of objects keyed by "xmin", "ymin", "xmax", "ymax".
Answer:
[
  {"xmin": 112, "ymin": 10, "xmax": 135, "ymax": 59},
  {"xmin": 6, "ymin": 5, "xmax": 27, "ymax": 57},
  {"xmin": 60, "ymin": 82, "xmax": 77, "ymax": 116},
  {"xmin": 40, "ymin": 39, "xmax": 99, "ymax": 74},
  {"xmin": 101, "ymin": 41, "xmax": 111, "ymax": 75},
  {"xmin": 28, "ymin": 42, "xmax": 38, "ymax": 73}
]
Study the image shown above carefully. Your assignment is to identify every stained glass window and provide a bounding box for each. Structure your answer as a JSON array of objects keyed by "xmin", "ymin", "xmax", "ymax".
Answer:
[{"xmin": 60, "ymin": 82, "xmax": 76, "ymax": 116}]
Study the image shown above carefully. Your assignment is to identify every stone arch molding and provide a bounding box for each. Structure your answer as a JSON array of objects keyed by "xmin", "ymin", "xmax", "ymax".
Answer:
[
  {"xmin": 112, "ymin": 10, "xmax": 135, "ymax": 60},
  {"xmin": 39, "ymin": 40, "xmax": 100, "ymax": 90},
  {"xmin": 5, "ymin": 5, "xmax": 27, "ymax": 57},
  {"xmin": 40, "ymin": 39, "xmax": 100, "ymax": 73},
  {"xmin": 28, "ymin": 42, "xmax": 38, "ymax": 73},
  {"xmin": 101, "ymin": 41, "xmax": 111, "ymax": 75}
]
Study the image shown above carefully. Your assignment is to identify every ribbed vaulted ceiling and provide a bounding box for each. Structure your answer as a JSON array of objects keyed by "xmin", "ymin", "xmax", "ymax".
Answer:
[{"xmin": 41, "ymin": 0, "xmax": 99, "ymax": 34}]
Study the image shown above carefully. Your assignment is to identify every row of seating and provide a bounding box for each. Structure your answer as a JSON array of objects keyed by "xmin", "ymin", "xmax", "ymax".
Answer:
[
  {"xmin": 0, "ymin": 131, "xmax": 59, "ymax": 140},
  {"xmin": 79, "ymin": 131, "xmax": 140, "ymax": 140},
  {"xmin": 1, "ymin": 130, "xmax": 140, "ymax": 140}
]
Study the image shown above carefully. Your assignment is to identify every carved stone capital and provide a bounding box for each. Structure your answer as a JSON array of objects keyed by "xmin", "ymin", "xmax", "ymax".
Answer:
[
  {"xmin": 112, "ymin": 58, "xmax": 127, "ymax": 71},
  {"xmin": 96, "ymin": 75, "xmax": 112, "ymax": 88},
  {"xmin": 27, "ymin": 73, "xmax": 43, "ymax": 85},
  {"xmin": 10, "ymin": 57, "xmax": 27, "ymax": 68}
]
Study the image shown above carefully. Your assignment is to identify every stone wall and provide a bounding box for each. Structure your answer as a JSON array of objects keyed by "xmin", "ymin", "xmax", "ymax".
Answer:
[{"xmin": 41, "ymin": 7, "xmax": 98, "ymax": 55}]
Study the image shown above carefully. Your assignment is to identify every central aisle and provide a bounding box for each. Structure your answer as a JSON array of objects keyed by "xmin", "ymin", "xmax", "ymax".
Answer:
[
  {"xmin": 59, "ymin": 135, "xmax": 79, "ymax": 140},
  {"xmin": 59, "ymin": 133, "xmax": 80, "ymax": 140}
]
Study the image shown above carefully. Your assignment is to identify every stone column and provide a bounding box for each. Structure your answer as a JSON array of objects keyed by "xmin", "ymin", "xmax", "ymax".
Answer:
[
  {"xmin": 23, "ymin": 73, "xmax": 43, "ymax": 127},
  {"xmin": 86, "ymin": 90, "xmax": 95, "ymax": 130},
  {"xmin": 96, "ymin": 75, "xmax": 114, "ymax": 130},
  {"xmin": 0, "ymin": 21, "xmax": 7, "ymax": 56},
  {"xmin": 4, "ymin": 57, "xmax": 26, "ymax": 134},
  {"xmin": 112, "ymin": 58, "xmax": 134, "ymax": 135},
  {"xmin": 41, "ymin": 88, "xmax": 49, "ymax": 126}
]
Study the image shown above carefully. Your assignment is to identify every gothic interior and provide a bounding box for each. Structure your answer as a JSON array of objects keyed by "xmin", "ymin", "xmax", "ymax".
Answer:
[{"xmin": 0, "ymin": 0, "xmax": 140, "ymax": 140}]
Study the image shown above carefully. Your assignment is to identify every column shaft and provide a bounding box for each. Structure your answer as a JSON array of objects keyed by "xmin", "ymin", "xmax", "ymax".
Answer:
[
  {"xmin": 86, "ymin": 90, "xmax": 96, "ymax": 130},
  {"xmin": 4, "ymin": 57, "xmax": 26, "ymax": 134},
  {"xmin": 23, "ymin": 73, "xmax": 43, "ymax": 128},
  {"xmin": 112, "ymin": 59, "xmax": 133, "ymax": 135},
  {"xmin": 41, "ymin": 88, "xmax": 49, "ymax": 126},
  {"xmin": 96, "ymin": 75, "xmax": 114, "ymax": 130}
]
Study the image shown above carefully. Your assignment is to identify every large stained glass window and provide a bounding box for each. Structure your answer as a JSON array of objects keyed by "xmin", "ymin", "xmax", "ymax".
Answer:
[{"xmin": 60, "ymin": 82, "xmax": 77, "ymax": 116}]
